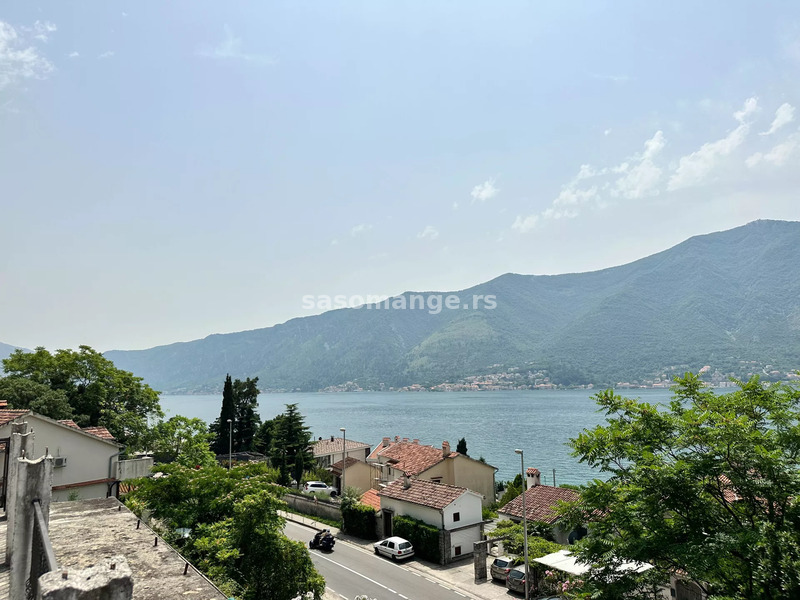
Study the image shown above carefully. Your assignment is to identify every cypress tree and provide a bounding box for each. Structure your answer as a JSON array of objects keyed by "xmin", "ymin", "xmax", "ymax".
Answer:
[{"xmin": 210, "ymin": 374, "xmax": 236, "ymax": 455}]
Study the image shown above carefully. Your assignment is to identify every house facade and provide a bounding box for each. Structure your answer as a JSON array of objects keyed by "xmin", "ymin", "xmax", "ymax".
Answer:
[
  {"xmin": 368, "ymin": 436, "xmax": 496, "ymax": 505},
  {"xmin": 0, "ymin": 410, "xmax": 123, "ymax": 502},
  {"xmin": 378, "ymin": 477, "xmax": 484, "ymax": 564}
]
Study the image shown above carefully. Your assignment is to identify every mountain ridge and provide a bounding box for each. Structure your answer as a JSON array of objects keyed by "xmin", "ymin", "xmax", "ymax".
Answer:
[{"xmin": 9, "ymin": 220, "xmax": 800, "ymax": 393}]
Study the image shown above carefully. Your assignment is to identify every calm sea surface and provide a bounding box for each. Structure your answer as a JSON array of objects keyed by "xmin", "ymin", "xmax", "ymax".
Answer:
[
  {"xmin": 161, "ymin": 389, "xmax": 671, "ymax": 484},
  {"xmin": 161, "ymin": 388, "xmax": 677, "ymax": 484}
]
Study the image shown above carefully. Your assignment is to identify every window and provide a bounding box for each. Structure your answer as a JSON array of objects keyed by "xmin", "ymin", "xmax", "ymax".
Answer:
[
  {"xmin": 453, "ymin": 512, "xmax": 460, "ymax": 522},
  {"xmin": 431, "ymin": 477, "xmax": 442, "ymax": 483},
  {"xmin": 454, "ymin": 546, "xmax": 462, "ymax": 556}
]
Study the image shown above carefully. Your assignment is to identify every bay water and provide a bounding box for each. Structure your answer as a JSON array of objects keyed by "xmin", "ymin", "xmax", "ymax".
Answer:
[{"xmin": 161, "ymin": 388, "xmax": 676, "ymax": 485}]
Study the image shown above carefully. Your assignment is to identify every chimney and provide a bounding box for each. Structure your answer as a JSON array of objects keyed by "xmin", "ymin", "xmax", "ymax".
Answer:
[
  {"xmin": 526, "ymin": 467, "xmax": 541, "ymax": 489},
  {"xmin": 382, "ymin": 437, "xmax": 390, "ymax": 447},
  {"xmin": 395, "ymin": 435, "xmax": 400, "ymax": 443},
  {"xmin": 402, "ymin": 437, "xmax": 409, "ymax": 443},
  {"xmin": 330, "ymin": 435, "xmax": 334, "ymax": 442},
  {"xmin": 403, "ymin": 472, "xmax": 411, "ymax": 489},
  {"xmin": 412, "ymin": 439, "xmax": 419, "ymax": 444},
  {"xmin": 442, "ymin": 441, "xmax": 451, "ymax": 458}
]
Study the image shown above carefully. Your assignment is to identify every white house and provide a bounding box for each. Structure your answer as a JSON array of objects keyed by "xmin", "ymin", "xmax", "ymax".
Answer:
[
  {"xmin": 0, "ymin": 410, "xmax": 123, "ymax": 502},
  {"xmin": 378, "ymin": 476, "xmax": 484, "ymax": 564}
]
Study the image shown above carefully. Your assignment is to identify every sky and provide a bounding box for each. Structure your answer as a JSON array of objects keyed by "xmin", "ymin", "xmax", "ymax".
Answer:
[{"xmin": 2, "ymin": 1, "xmax": 800, "ymax": 352}]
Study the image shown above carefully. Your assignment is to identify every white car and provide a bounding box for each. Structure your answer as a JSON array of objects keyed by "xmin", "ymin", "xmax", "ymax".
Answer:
[
  {"xmin": 373, "ymin": 536, "xmax": 414, "ymax": 561},
  {"xmin": 303, "ymin": 481, "xmax": 338, "ymax": 497}
]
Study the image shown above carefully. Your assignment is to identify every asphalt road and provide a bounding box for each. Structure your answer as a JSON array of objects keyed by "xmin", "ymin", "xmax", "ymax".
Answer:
[{"xmin": 284, "ymin": 521, "xmax": 470, "ymax": 600}]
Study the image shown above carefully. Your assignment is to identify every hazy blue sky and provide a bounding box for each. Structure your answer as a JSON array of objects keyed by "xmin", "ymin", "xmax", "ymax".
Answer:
[{"xmin": 2, "ymin": 2, "xmax": 800, "ymax": 352}]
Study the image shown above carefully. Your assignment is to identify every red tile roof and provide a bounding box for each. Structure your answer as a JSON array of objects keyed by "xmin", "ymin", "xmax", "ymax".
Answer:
[
  {"xmin": 376, "ymin": 442, "xmax": 446, "ymax": 475},
  {"xmin": 311, "ymin": 437, "xmax": 370, "ymax": 457},
  {"xmin": 330, "ymin": 456, "xmax": 362, "ymax": 474},
  {"xmin": 378, "ymin": 478, "xmax": 469, "ymax": 510},
  {"xmin": 499, "ymin": 485, "xmax": 579, "ymax": 524},
  {"xmin": 0, "ymin": 409, "xmax": 31, "ymax": 426},
  {"xmin": 360, "ymin": 488, "xmax": 382, "ymax": 511},
  {"xmin": 81, "ymin": 426, "xmax": 116, "ymax": 441},
  {"xmin": 59, "ymin": 419, "xmax": 81, "ymax": 430}
]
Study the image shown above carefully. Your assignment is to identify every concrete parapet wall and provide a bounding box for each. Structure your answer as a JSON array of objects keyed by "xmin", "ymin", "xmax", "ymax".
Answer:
[
  {"xmin": 116, "ymin": 457, "xmax": 153, "ymax": 481},
  {"xmin": 284, "ymin": 493, "xmax": 342, "ymax": 523},
  {"xmin": 38, "ymin": 555, "xmax": 133, "ymax": 600}
]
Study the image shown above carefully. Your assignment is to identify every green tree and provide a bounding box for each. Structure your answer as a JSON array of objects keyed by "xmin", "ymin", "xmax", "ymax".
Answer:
[
  {"xmin": 146, "ymin": 416, "xmax": 216, "ymax": 468},
  {"xmin": 209, "ymin": 374, "xmax": 236, "ymax": 455},
  {"xmin": 0, "ymin": 377, "xmax": 74, "ymax": 420},
  {"xmin": 2, "ymin": 346, "xmax": 162, "ymax": 448},
  {"xmin": 269, "ymin": 404, "xmax": 313, "ymax": 488},
  {"xmin": 456, "ymin": 437, "xmax": 468, "ymax": 456},
  {"xmin": 563, "ymin": 374, "xmax": 800, "ymax": 600},
  {"xmin": 233, "ymin": 377, "xmax": 260, "ymax": 452}
]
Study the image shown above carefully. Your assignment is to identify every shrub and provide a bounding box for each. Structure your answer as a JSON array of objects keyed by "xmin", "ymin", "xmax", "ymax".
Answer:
[
  {"xmin": 342, "ymin": 503, "xmax": 377, "ymax": 539},
  {"xmin": 393, "ymin": 515, "xmax": 440, "ymax": 563}
]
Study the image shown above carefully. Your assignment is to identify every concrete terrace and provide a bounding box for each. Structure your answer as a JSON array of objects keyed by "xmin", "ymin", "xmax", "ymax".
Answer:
[{"xmin": 47, "ymin": 497, "xmax": 227, "ymax": 600}]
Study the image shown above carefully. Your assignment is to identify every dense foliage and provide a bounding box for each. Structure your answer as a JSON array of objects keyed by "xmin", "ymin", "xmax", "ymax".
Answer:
[
  {"xmin": 105, "ymin": 220, "xmax": 800, "ymax": 392},
  {"xmin": 1, "ymin": 345, "xmax": 162, "ymax": 448},
  {"xmin": 126, "ymin": 462, "xmax": 324, "ymax": 599},
  {"xmin": 341, "ymin": 488, "xmax": 377, "ymax": 540},
  {"xmin": 562, "ymin": 374, "xmax": 800, "ymax": 600},
  {"xmin": 488, "ymin": 520, "xmax": 562, "ymax": 556},
  {"xmin": 393, "ymin": 515, "xmax": 440, "ymax": 563},
  {"xmin": 256, "ymin": 403, "xmax": 313, "ymax": 487},
  {"xmin": 145, "ymin": 415, "xmax": 216, "ymax": 467},
  {"xmin": 209, "ymin": 375, "xmax": 261, "ymax": 454}
]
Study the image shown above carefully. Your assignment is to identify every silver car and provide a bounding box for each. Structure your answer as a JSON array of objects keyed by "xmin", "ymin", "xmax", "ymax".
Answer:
[
  {"xmin": 505, "ymin": 567, "xmax": 528, "ymax": 595},
  {"xmin": 490, "ymin": 556, "xmax": 514, "ymax": 582},
  {"xmin": 373, "ymin": 536, "xmax": 414, "ymax": 561}
]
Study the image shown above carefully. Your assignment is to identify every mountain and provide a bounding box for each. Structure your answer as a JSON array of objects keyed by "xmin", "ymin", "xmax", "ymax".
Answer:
[
  {"xmin": 104, "ymin": 220, "xmax": 800, "ymax": 393},
  {"xmin": 0, "ymin": 342, "xmax": 26, "ymax": 362}
]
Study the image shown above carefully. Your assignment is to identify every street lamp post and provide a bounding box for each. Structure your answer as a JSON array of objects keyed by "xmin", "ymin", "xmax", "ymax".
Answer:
[
  {"xmin": 515, "ymin": 449, "xmax": 530, "ymax": 600},
  {"xmin": 339, "ymin": 427, "xmax": 346, "ymax": 496},
  {"xmin": 227, "ymin": 418, "xmax": 233, "ymax": 470}
]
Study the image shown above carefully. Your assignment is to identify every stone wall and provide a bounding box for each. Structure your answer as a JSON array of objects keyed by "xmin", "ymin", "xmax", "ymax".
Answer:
[{"xmin": 283, "ymin": 493, "xmax": 342, "ymax": 523}]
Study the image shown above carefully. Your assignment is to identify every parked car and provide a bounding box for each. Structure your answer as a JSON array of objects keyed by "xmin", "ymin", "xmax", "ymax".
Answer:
[
  {"xmin": 373, "ymin": 536, "xmax": 414, "ymax": 561},
  {"xmin": 490, "ymin": 556, "xmax": 514, "ymax": 582},
  {"xmin": 506, "ymin": 567, "xmax": 528, "ymax": 595},
  {"xmin": 303, "ymin": 481, "xmax": 338, "ymax": 497}
]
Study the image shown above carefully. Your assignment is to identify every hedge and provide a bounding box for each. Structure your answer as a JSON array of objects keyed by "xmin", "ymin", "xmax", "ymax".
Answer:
[
  {"xmin": 342, "ymin": 503, "xmax": 377, "ymax": 540},
  {"xmin": 393, "ymin": 515, "xmax": 440, "ymax": 563}
]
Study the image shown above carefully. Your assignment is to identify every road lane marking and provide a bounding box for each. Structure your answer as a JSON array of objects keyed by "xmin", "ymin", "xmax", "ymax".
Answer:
[{"xmin": 313, "ymin": 552, "xmax": 401, "ymax": 597}]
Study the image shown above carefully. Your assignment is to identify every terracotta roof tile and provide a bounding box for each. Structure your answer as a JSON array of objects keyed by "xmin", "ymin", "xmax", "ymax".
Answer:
[
  {"xmin": 377, "ymin": 442, "xmax": 445, "ymax": 475},
  {"xmin": 0, "ymin": 409, "xmax": 30, "ymax": 426},
  {"xmin": 360, "ymin": 488, "xmax": 382, "ymax": 511},
  {"xmin": 499, "ymin": 485, "xmax": 579, "ymax": 524},
  {"xmin": 58, "ymin": 419, "xmax": 81, "ymax": 430},
  {"xmin": 526, "ymin": 467, "xmax": 540, "ymax": 475},
  {"xmin": 378, "ymin": 478, "xmax": 469, "ymax": 510},
  {"xmin": 311, "ymin": 437, "xmax": 370, "ymax": 457},
  {"xmin": 330, "ymin": 456, "xmax": 361, "ymax": 474},
  {"xmin": 81, "ymin": 426, "xmax": 116, "ymax": 441}
]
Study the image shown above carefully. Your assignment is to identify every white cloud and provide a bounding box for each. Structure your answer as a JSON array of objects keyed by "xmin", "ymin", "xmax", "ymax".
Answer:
[
  {"xmin": 197, "ymin": 25, "xmax": 276, "ymax": 65},
  {"xmin": 98, "ymin": 50, "xmax": 115, "ymax": 59},
  {"xmin": 350, "ymin": 223, "xmax": 373, "ymax": 237},
  {"xmin": 746, "ymin": 132, "xmax": 800, "ymax": 168},
  {"xmin": 28, "ymin": 21, "xmax": 57, "ymax": 43},
  {"xmin": 604, "ymin": 129, "xmax": 612, "ymax": 136},
  {"xmin": 121, "ymin": 12, "xmax": 129, "ymax": 18},
  {"xmin": 470, "ymin": 179, "xmax": 498, "ymax": 203},
  {"xmin": 0, "ymin": 20, "xmax": 54, "ymax": 91},
  {"xmin": 511, "ymin": 214, "xmax": 539, "ymax": 233},
  {"xmin": 416, "ymin": 225, "xmax": 439, "ymax": 240},
  {"xmin": 68, "ymin": 51, "xmax": 79, "ymax": 58},
  {"xmin": 452, "ymin": 201, "xmax": 459, "ymax": 210},
  {"xmin": 330, "ymin": 239, "xmax": 339, "ymax": 246},
  {"xmin": 611, "ymin": 130, "xmax": 665, "ymax": 199},
  {"xmin": 760, "ymin": 103, "xmax": 795, "ymax": 136},
  {"xmin": 668, "ymin": 97, "xmax": 758, "ymax": 191}
]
